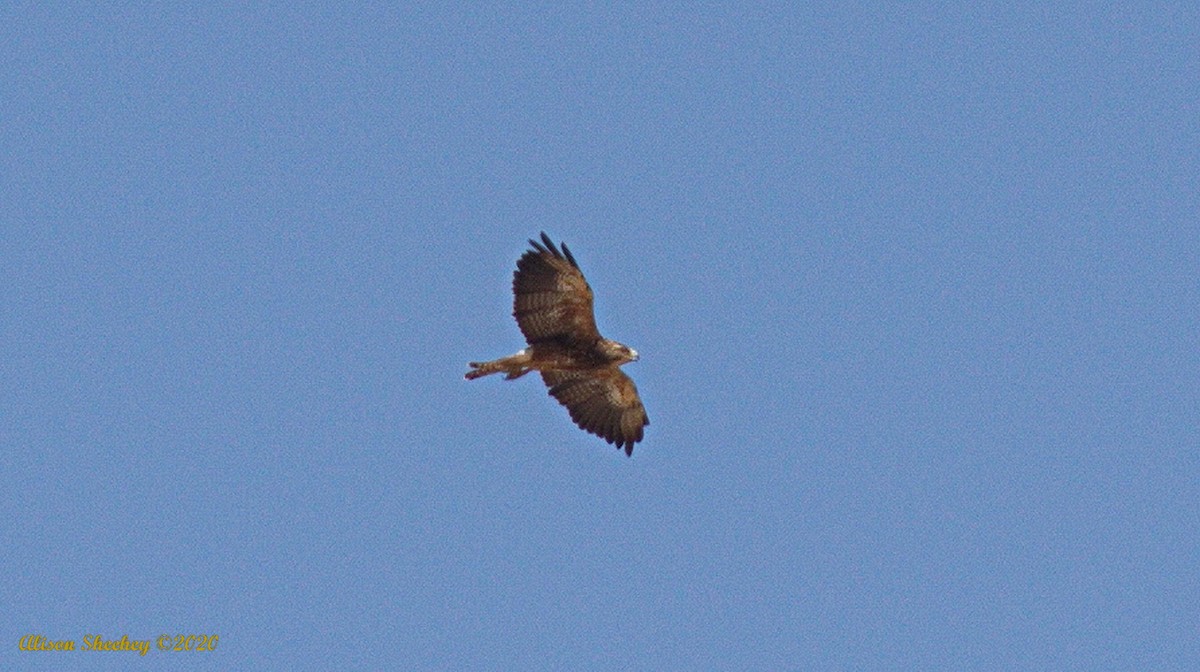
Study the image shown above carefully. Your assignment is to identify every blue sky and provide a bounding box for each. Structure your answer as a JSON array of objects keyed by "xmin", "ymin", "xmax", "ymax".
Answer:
[{"xmin": 3, "ymin": 3, "xmax": 1197, "ymax": 670}]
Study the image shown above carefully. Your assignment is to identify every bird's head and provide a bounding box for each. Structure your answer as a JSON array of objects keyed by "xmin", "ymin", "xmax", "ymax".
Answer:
[{"xmin": 599, "ymin": 339, "xmax": 639, "ymax": 365}]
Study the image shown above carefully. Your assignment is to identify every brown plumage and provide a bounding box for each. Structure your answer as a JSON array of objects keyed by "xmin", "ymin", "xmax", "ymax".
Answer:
[{"xmin": 466, "ymin": 233, "xmax": 649, "ymax": 456}]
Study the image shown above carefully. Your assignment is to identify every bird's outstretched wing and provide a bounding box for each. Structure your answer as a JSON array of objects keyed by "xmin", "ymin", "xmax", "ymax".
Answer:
[
  {"xmin": 540, "ymin": 368, "xmax": 649, "ymax": 456},
  {"xmin": 513, "ymin": 232, "xmax": 602, "ymax": 348}
]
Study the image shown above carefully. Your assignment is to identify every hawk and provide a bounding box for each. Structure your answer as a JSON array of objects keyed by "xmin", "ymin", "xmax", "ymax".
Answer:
[{"xmin": 466, "ymin": 233, "xmax": 649, "ymax": 456}]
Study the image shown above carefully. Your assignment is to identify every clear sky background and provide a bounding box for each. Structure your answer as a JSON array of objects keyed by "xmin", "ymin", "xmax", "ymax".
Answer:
[{"xmin": 3, "ymin": 3, "xmax": 1197, "ymax": 670}]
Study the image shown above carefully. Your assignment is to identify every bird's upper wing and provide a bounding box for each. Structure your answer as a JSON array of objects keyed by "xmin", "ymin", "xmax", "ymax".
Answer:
[
  {"xmin": 540, "ymin": 368, "xmax": 649, "ymax": 456},
  {"xmin": 513, "ymin": 232, "xmax": 602, "ymax": 347}
]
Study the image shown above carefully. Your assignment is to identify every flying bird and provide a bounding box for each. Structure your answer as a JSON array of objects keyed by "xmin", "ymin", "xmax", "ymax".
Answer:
[{"xmin": 466, "ymin": 233, "xmax": 649, "ymax": 456}]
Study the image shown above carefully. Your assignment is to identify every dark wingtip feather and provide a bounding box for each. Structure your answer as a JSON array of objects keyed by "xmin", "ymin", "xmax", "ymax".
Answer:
[
  {"xmin": 531, "ymin": 232, "xmax": 578, "ymax": 268},
  {"xmin": 532, "ymin": 230, "xmax": 554, "ymax": 256},
  {"xmin": 560, "ymin": 241, "xmax": 579, "ymax": 268}
]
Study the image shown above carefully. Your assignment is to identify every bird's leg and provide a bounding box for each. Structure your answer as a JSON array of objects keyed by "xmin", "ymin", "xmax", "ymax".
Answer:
[{"xmin": 465, "ymin": 349, "xmax": 533, "ymax": 380}]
